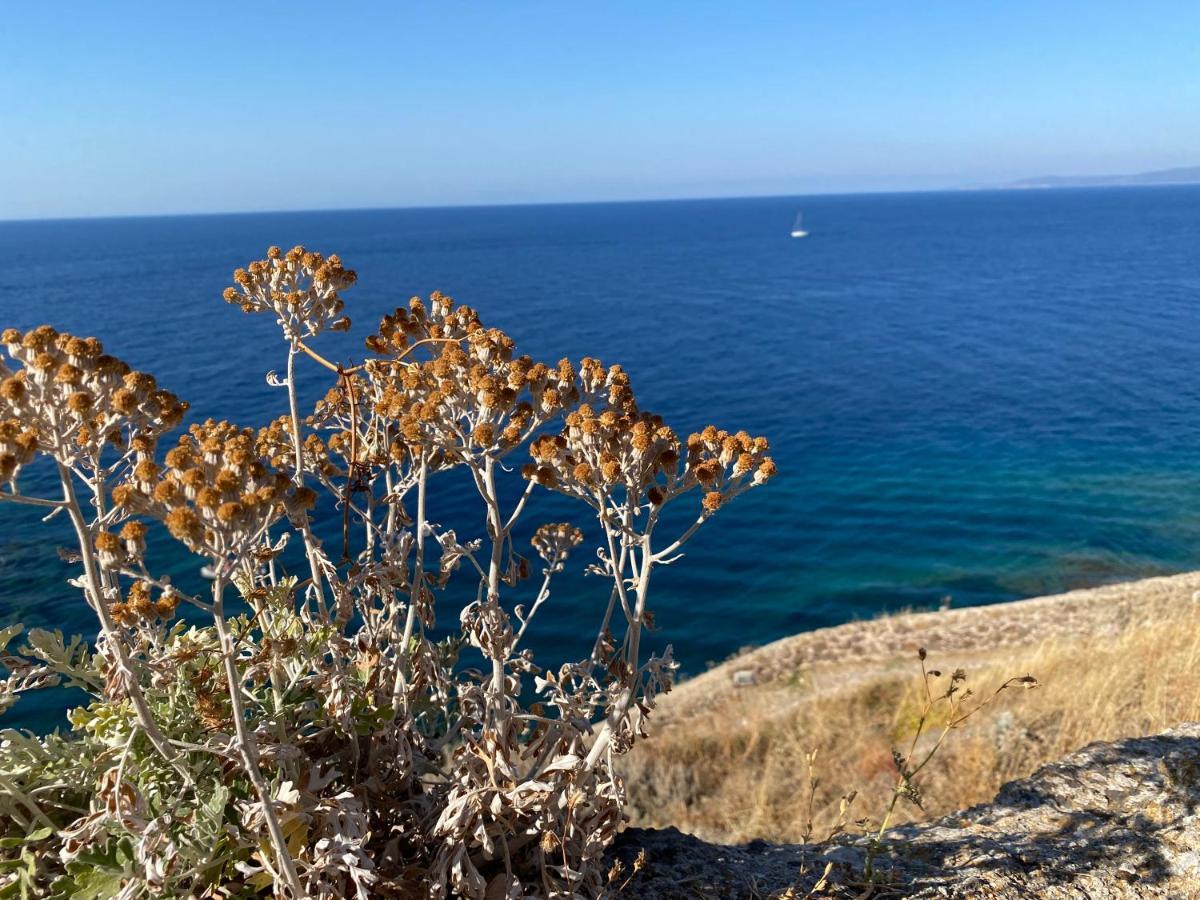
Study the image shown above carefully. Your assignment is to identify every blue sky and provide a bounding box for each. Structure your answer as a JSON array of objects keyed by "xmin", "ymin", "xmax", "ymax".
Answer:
[{"xmin": 1, "ymin": 2, "xmax": 1197, "ymax": 219}]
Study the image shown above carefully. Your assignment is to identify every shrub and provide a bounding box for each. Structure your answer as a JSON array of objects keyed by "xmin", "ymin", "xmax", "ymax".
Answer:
[{"xmin": 0, "ymin": 247, "xmax": 774, "ymax": 898}]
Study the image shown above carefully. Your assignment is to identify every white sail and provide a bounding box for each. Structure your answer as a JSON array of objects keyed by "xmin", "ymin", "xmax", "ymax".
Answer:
[{"xmin": 791, "ymin": 211, "xmax": 808, "ymax": 238}]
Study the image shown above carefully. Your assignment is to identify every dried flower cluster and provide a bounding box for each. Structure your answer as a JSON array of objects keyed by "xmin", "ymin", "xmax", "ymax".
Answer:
[
  {"xmin": 116, "ymin": 420, "xmax": 299, "ymax": 559},
  {"xmin": 362, "ymin": 291, "xmax": 582, "ymax": 460},
  {"xmin": 531, "ymin": 522, "xmax": 584, "ymax": 568},
  {"xmin": 224, "ymin": 245, "xmax": 357, "ymax": 339},
  {"xmin": 0, "ymin": 326, "xmax": 186, "ymax": 483},
  {"xmin": 0, "ymin": 248, "xmax": 774, "ymax": 898}
]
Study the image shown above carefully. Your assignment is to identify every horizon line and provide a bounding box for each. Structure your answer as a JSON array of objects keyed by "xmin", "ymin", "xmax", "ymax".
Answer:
[
  {"xmin": 2, "ymin": 180, "xmax": 1197, "ymax": 226},
  {"xmin": 0, "ymin": 184, "xmax": 951, "ymax": 225}
]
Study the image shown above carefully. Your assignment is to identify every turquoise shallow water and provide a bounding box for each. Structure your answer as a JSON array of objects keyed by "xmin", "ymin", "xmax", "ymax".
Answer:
[{"xmin": 2, "ymin": 186, "xmax": 1200, "ymax": 730}]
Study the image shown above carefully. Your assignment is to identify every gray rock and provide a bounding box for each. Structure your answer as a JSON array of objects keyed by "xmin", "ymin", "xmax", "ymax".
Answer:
[
  {"xmin": 731, "ymin": 669, "xmax": 757, "ymax": 687},
  {"xmin": 608, "ymin": 724, "xmax": 1200, "ymax": 898}
]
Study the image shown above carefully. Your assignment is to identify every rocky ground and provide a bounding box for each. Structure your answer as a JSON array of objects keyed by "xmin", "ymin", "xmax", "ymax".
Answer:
[
  {"xmin": 609, "ymin": 724, "xmax": 1200, "ymax": 898},
  {"xmin": 610, "ymin": 572, "xmax": 1200, "ymax": 897},
  {"xmin": 659, "ymin": 571, "xmax": 1200, "ymax": 723}
]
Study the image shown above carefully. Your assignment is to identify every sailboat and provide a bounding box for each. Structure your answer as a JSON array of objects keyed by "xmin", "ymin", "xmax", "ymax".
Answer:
[{"xmin": 790, "ymin": 211, "xmax": 809, "ymax": 238}]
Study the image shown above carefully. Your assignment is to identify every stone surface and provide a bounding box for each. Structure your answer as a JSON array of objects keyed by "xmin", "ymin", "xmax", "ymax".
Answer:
[
  {"xmin": 731, "ymin": 669, "xmax": 757, "ymax": 687},
  {"xmin": 663, "ymin": 572, "xmax": 1200, "ymax": 724},
  {"xmin": 608, "ymin": 724, "xmax": 1200, "ymax": 898}
]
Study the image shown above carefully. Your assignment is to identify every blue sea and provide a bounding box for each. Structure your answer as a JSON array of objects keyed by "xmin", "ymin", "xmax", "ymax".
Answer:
[{"xmin": 2, "ymin": 187, "xmax": 1200, "ymax": 731}]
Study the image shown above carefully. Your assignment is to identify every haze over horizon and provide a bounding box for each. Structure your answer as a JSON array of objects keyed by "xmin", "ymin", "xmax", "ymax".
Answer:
[{"xmin": 2, "ymin": 1, "xmax": 1197, "ymax": 221}]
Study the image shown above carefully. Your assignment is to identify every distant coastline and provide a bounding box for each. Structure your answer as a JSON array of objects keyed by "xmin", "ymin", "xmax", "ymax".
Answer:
[{"xmin": 998, "ymin": 164, "xmax": 1200, "ymax": 190}]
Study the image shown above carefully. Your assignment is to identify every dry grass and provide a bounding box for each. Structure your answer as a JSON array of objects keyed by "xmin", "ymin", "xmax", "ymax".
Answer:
[{"xmin": 621, "ymin": 594, "xmax": 1200, "ymax": 843}]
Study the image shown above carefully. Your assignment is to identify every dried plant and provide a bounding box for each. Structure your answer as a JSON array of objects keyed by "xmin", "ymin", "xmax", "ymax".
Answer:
[
  {"xmin": 0, "ymin": 247, "xmax": 774, "ymax": 898},
  {"xmin": 863, "ymin": 648, "xmax": 1038, "ymax": 879}
]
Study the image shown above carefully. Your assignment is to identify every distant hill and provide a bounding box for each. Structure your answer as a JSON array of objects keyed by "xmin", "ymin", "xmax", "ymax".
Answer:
[{"xmin": 1004, "ymin": 165, "xmax": 1200, "ymax": 189}]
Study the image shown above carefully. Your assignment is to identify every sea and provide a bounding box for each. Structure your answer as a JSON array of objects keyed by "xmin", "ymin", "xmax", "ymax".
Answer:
[{"xmin": 2, "ymin": 186, "xmax": 1200, "ymax": 731}]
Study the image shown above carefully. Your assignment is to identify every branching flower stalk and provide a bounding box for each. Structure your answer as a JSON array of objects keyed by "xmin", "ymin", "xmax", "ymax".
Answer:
[
  {"xmin": 864, "ymin": 648, "xmax": 1038, "ymax": 880},
  {"xmin": 0, "ymin": 247, "xmax": 776, "ymax": 898},
  {"xmin": 54, "ymin": 461, "xmax": 190, "ymax": 787}
]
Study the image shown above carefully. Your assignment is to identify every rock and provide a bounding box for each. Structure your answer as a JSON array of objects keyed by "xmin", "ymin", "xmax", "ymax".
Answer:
[
  {"xmin": 608, "ymin": 724, "xmax": 1200, "ymax": 898},
  {"xmin": 731, "ymin": 669, "xmax": 757, "ymax": 687}
]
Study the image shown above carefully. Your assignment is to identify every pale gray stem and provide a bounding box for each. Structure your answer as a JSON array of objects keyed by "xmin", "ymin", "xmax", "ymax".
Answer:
[
  {"xmin": 286, "ymin": 345, "xmax": 328, "ymax": 614},
  {"xmin": 0, "ymin": 774, "xmax": 56, "ymax": 830},
  {"xmin": 598, "ymin": 508, "xmax": 634, "ymax": 623},
  {"xmin": 211, "ymin": 575, "xmax": 307, "ymax": 899},
  {"xmin": 651, "ymin": 514, "xmax": 706, "ymax": 562},
  {"xmin": 393, "ymin": 454, "xmax": 427, "ymax": 713},
  {"xmin": 502, "ymin": 479, "xmax": 536, "ymax": 532},
  {"xmin": 482, "ymin": 458, "xmax": 508, "ymax": 724},
  {"xmin": 0, "ymin": 491, "xmax": 65, "ymax": 510},
  {"xmin": 583, "ymin": 585, "xmax": 621, "ymax": 676},
  {"xmin": 56, "ymin": 463, "xmax": 192, "ymax": 787},
  {"xmin": 585, "ymin": 530, "xmax": 653, "ymax": 771},
  {"xmin": 512, "ymin": 571, "xmax": 554, "ymax": 650}
]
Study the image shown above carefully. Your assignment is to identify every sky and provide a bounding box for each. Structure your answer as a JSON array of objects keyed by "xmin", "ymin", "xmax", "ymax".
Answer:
[{"xmin": 1, "ymin": 1, "xmax": 1197, "ymax": 220}]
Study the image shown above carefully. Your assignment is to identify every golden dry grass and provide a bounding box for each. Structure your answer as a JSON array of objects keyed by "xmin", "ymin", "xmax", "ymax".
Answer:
[{"xmin": 620, "ymin": 593, "xmax": 1200, "ymax": 843}]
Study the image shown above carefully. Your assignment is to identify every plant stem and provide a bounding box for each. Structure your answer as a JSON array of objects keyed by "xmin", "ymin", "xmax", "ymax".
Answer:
[
  {"xmin": 394, "ymin": 453, "xmax": 427, "ymax": 714},
  {"xmin": 0, "ymin": 490, "xmax": 65, "ymax": 509},
  {"xmin": 211, "ymin": 575, "xmax": 306, "ymax": 899},
  {"xmin": 286, "ymin": 345, "xmax": 329, "ymax": 616},
  {"xmin": 483, "ymin": 457, "xmax": 509, "ymax": 726},
  {"xmin": 584, "ymin": 529, "xmax": 653, "ymax": 771},
  {"xmin": 56, "ymin": 462, "xmax": 191, "ymax": 787}
]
